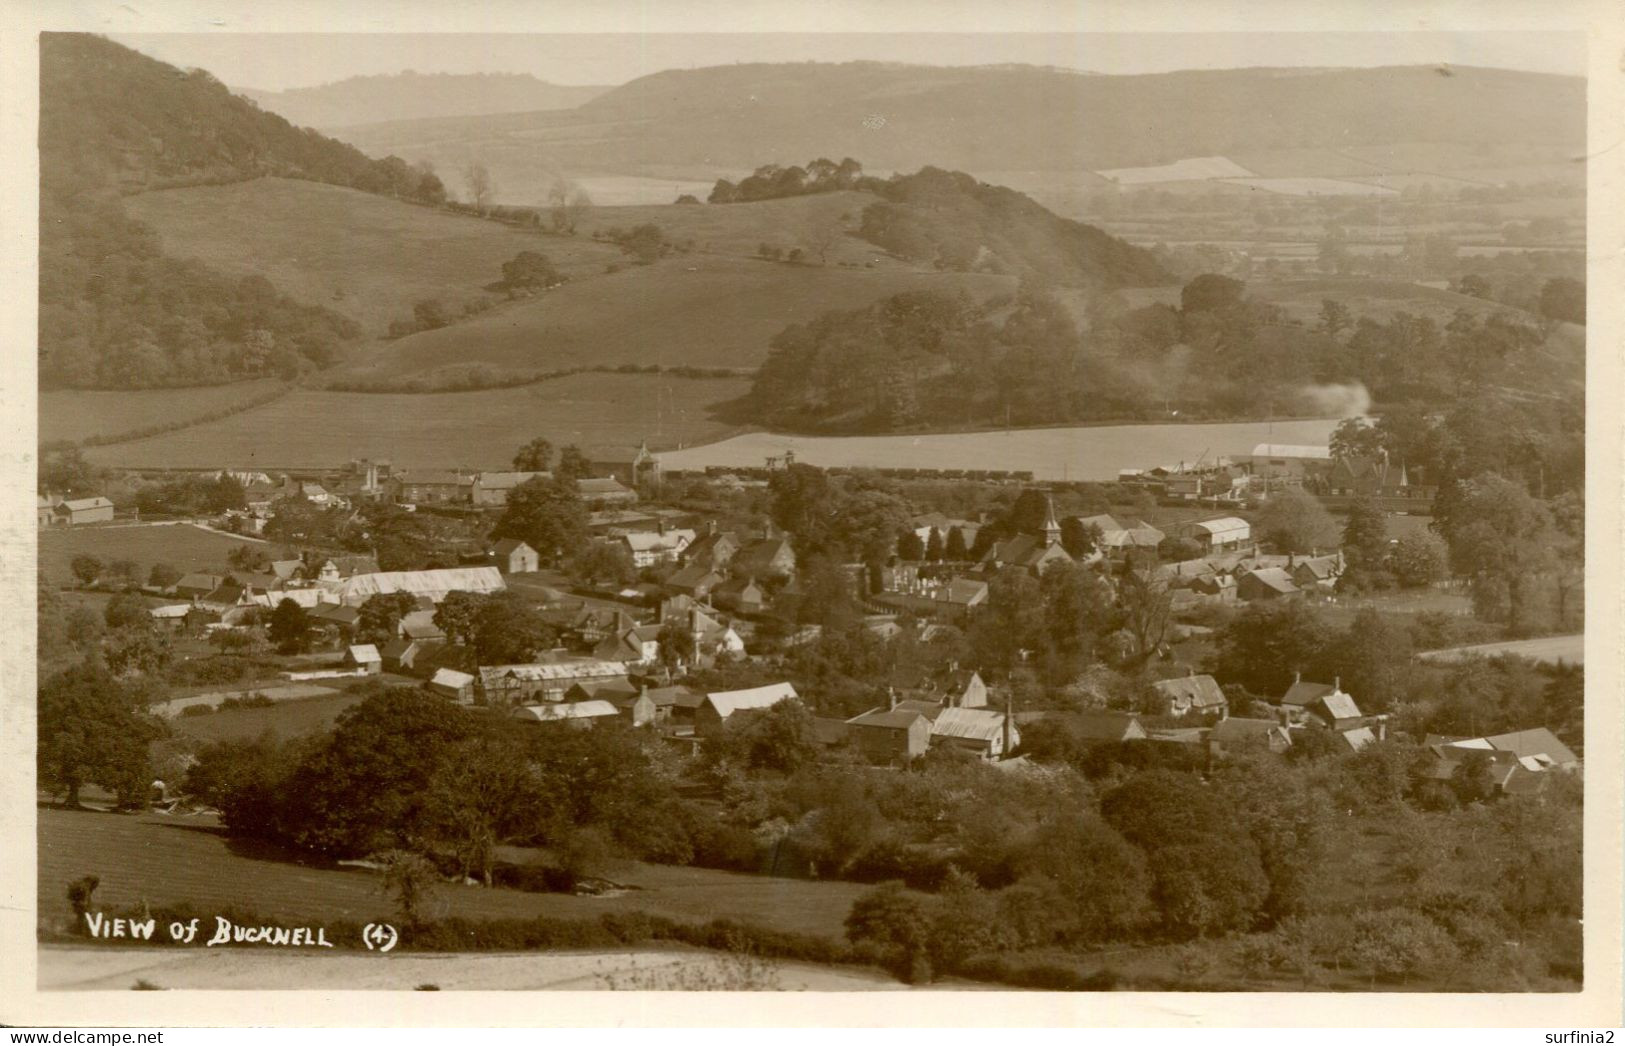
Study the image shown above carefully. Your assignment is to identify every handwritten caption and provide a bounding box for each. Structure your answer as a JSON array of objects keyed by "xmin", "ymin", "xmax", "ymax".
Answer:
[{"xmin": 82, "ymin": 911, "xmax": 397, "ymax": 951}]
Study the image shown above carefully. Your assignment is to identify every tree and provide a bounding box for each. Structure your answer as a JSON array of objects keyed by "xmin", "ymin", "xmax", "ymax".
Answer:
[
  {"xmin": 38, "ymin": 660, "xmax": 162, "ymax": 807},
  {"xmin": 103, "ymin": 593, "xmax": 150, "ymax": 630},
  {"xmin": 704, "ymin": 700, "xmax": 820, "ymax": 773},
  {"xmin": 493, "ymin": 477, "xmax": 587, "ymax": 564},
  {"xmin": 1341, "ymin": 494, "xmax": 1388, "ymax": 570},
  {"xmin": 423, "ymin": 732, "xmax": 542, "ymax": 885},
  {"xmin": 1388, "ymin": 532, "xmax": 1448, "ymax": 588},
  {"xmin": 500, "ymin": 250, "xmax": 561, "ymax": 291},
  {"xmin": 554, "ymin": 444, "xmax": 592, "ymax": 483},
  {"xmin": 147, "ymin": 562, "xmax": 181, "ymax": 589},
  {"xmin": 1315, "ymin": 298, "xmax": 1352, "ymax": 337},
  {"xmin": 570, "ymin": 541, "xmax": 635, "ymax": 587},
  {"xmin": 1209, "ymin": 600, "xmax": 1333, "ymax": 696},
  {"xmin": 1018, "ymin": 815, "xmax": 1152, "ymax": 941},
  {"xmin": 105, "ymin": 559, "xmax": 140, "ymax": 589},
  {"xmin": 943, "ymin": 526, "xmax": 970, "ymax": 562},
  {"xmin": 354, "ymin": 592, "xmax": 415, "ymax": 645},
  {"xmin": 1256, "ymin": 488, "xmax": 1339, "ymax": 554},
  {"xmin": 268, "ymin": 597, "xmax": 314, "ymax": 654},
  {"xmin": 379, "ymin": 850, "xmax": 441, "ymax": 930},
  {"xmin": 656, "ymin": 620, "xmax": 697, "ymax": 672},
  {"xmin": 425, "ymin": 591, "xmax": 480, "ymax": 647},
  {"xmin": 472, "ymin": 591, "xmax": 554, "ymax": 665},
  {"xmin": 896, "ymin": 529, "xmax": 925, "ymax": 561},
  {"xmin": 511, "ymin": 437, "xmax": 553, "ymax": 472},
  {"xmin": 104, "ymin": 627, "xmax": 172, "ymax": 677},
  {"xmin": 412, "ymin": 299, "xmax": 450, "ymax": 331},
  {"xmin": 1329, "ymin": 418, "xmax": 1383, "ymax": 462},
  {"xmin": 1181, "ymin": 273, "xmax": 1245, "ymax": 315},
  {"xmin": 1117, "ymin": 563, "xmax": 1173, "ymax": 664},
  {"xmin": 1323, "ymin": 608, "xmax": 1412, "ymax": 713},
  {"xmin": 1436, "ymin": 473, "xmax": 1558, "ymax": 633},
  {"xmin": 462, "ymin": 162, "xmax": 495, "ymax": 213},
  {"xmin": 845, "ymin": 882, "xmax": 935, "ymax": 982},
  {"xmin": 40, "ymin": 442, "xmax": 100, "ymax": 495},
  {"xmin": 923, "ymin": 528, "xmax": 944, "ymax": 562},
  {"xmin": 70, "ymin": 555, "xmax": 102, "ymax": 587},
  {"xmin": 1060, "ymin": 517, "xmax": 1103, "ymax": 559}
]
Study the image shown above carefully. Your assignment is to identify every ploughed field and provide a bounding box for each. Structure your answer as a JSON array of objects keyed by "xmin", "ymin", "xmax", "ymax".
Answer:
[
  {"xmin": 38, "ymin": 807, "xmax": 868, "ymax": 940},
  {"xmin": 80, "ymin": 372, "xmax": 750, "ymax": 470}
]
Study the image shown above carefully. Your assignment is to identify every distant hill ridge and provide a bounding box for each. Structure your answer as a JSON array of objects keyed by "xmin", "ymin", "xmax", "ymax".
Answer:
[{"xmin": 238, "ymin": 71, "xmax": 610, "ymax": 129}]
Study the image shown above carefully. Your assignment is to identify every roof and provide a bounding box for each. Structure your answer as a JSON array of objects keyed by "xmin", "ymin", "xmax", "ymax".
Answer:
[
  {"xmin": 1295, "ymin": 555, "xmax": 1343, "ymax": 580},
  {"xmin": 1317, "ymin": 691, "xmax": 1364, "ymax": 721},
  {"xmin": 429, "ymin": 668, "xmax": 475, "ymax": 689},
  {"xmin": 1191, "ymin": 517, "xmax": 1250, "ymax": 538},
  {"xmin": 892, "ymin": 698, "xmax": 946, "ymax": 718},
  {"xmin": 512, "ymin": 700, "xmax": 622, "ymax": 722},
  {"xmin": 704, "ymin": 682, "xmax": 799, "ymax": 717},
  {"xmin": 847, "ymin": 708, "xmax": 930, "ymax": 731},
  {"xmin": 326, "ymin": 567, "xmax": 505, "ymax": 606},
  {"xmin": 148, "ymin": 604, "xmax": 191, "ymax": 619},
  {"xmin": 578, "ymin": 477, "xmax": 634, "ymax": 496},
  {"xmin": 1068, "ymin": 711, "xmax": 1149, "ymax": 742},
  {"xmin": 311, "ymin": 604, "xmax": 361, "ymax": 624},
  {"xmin": 938, "ymin": 578, "xmax": 989, "ymax": 605},
  {"xmin": 394, "ymin": 470, "xmax": 473, "ymax": 486},
  {"xmin": 1243, "ymin": 567, "xmax": 1299, "ymax": 595},
  {"xmin": 175, "ymin": 572, "xmax": 224, "ymax": 591},
  {"xmin": 1151, "ymin": 674, "xmax": 1227, "ymax": 710},
  {"xmin": 1252, "ymin": 444, "xmax": 1332, "ymax": 460},
  {"xmin": 931, "ymin": 707, "xmax": 1008, "ymax": 744},
  {"xmin": 733, "ymin": 537, "xmax": 795, "ymax": 570},
  {"xmin": 347, "ymin": 644, "xmax": 381, "ymax": 664},
  {"xmin": 1445, "ymin": 727, "xmax": 1580, "ymax": 768},
  {"xmin": 60, "ymin": 497, "xmax": 114, "ymax": 511},
  {"xmin": 1282, "ymin": 680, "xmax": 1338, "ymax": 707},
  {"xmin": 623, "ymin": 529, "xmax": 695, "ymax": 552},
  {"xmin": 492, "ymin": 538, "xmax": 536, "ymax": 556},
  {"xmin": 667, "ymin": 563, "xmax": 723, "ymax": 589},
  {"xmin": 813, "ymin": 717, "xmax": 852, "ymax": 746},
  {"xmin": 1210, "ymin": 718, "xmax": 1290, "ymax": 744},
  {"xmin": 380, "ymin": 638, "xmax": 417, "ymax": 659},
  {"xmin": 476, "ymin": 471, "xmax": 549, "ymax": 490},
  {"xmin": 567, "ymin": 678, "xmax": 640, "ymax": 700},
  {"xmin": 479, "ymin": 660, "xmax": 628, "ymax": 686}
]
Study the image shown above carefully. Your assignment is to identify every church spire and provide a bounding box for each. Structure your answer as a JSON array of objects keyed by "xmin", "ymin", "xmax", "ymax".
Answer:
[{"xmin": 1041, "ymin": 494, "xmax": 1061, "ymax": 548}]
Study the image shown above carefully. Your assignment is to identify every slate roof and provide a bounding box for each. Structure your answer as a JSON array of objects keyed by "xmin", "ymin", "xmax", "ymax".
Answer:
[
  {"xmin": 1210, "ymin": 717, "xmax": 1290, "ymax": 745},
  {"xmin": 346, "ymin": 644, "xmax": 381, "ymax": 665},
  {"xmin": 512, "ymin": 701, "xmax": 621, "ymax": 722},
  {"xmin": 1282, "ymin": 680, "xmax": 1338, "ymax": 707},
  {"xmin": 704, "ymin": 682, "xmax": 799, "ymax": 717},
  {"xmin": 1151, "ymin": 674, "xmax": 1227, "ymax": 711},
  {"xmin": 931, "ymin": 707, "xmax": 1009, "ymax": 744},
  {"xmin": 847, "ymin": 708, "xmax": 930, "ymax": 731},
  {"xmin": 1317, "ymin": 691, "xmax": 1364, "ymax": 721},
  {"xmin": 429, "ymin": 668, "xmax": 475, "ymax": 690}
]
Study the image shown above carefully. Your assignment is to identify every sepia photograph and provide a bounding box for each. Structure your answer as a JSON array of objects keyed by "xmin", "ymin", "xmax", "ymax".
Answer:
[{"xmin": 9, "ymin": 0, "xmax": 1622, "ymax": 1025}]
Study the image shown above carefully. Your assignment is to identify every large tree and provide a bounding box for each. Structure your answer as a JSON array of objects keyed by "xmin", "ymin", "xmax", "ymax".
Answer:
[
  {"xmin": 432, "ymin": 590, "xmax": 484, "ymax": 646},
  {"xmin": 356, "ymin": 592, "xmax": 418, "ymax": 645},
  {"xmin": 1256, "ymin": 488, "xmax": 1339, "ymax": 554},
  {"xmin": 1209, "ymin": 600, "xmax": 1333, "ymax": 696},
  {"xmin": 493, "ymin": 477, "xmax": 587, "ymax": 564},
  {"xmin": 1436, "ymin": 472, "xmax": 1558, "ymax": 633},
  {"xmin": 472, "ymin": 592, "xmax": 554, "ymax": 664},
  {"xmin": 268, "ymin": 597, "xmax": 314, "ymax": 654},
  {"xmin": 38, "ymin": 660, "xmax": 163, "ymax": 807},
  {"xmin": 1341, "ymin": 494, "xmax": 1389, "ymax": 570},
  {"xmin": 511, "ymin": 437, "xmax": 554, "ymax": 472}
]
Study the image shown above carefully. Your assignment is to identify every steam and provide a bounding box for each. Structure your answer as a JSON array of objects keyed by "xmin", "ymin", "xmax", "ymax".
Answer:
[{"xmin": 1297, "ymin": 382, "xmax": 1371, "ymax": 419}]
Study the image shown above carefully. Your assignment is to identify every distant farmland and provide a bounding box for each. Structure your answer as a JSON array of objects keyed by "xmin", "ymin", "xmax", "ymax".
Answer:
[
  {"xmin": 82, "ymin": 372, "xmax": 750, "ymax": 470},
  {"xmin": 40, "ymin": 380, "xmax": 286, "ymax": 444},
  {"xmin": 337, "ymin": 253, "xmax": 1012, "ymax": 380},
  {"xmin": 126, "ymin": 179, "xmax": 625, "ymax": 337},
  {"xmin": 38, "ymin": 524, "xmax": 272, "ymax": 586}
]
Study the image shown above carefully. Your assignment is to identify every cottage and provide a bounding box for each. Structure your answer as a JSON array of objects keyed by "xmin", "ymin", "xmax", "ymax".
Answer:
[
  {"xmin": 174, "ymin": 573, "xmax": 225, "ymax": 600},
  {"xmin": 621, "ymin": 528, "xmax": 695, "ymax": 567},
  {"xmin": 311, "ymin": 603, "xmax": 362, "ymax": 635},
  {"xmin": 1291, "ymin": 553, "xmax": 1345, "ymax": 591},
  {"xmin": 712, "ymin": 576, "xmax": 767, "ymax": 614},
  {"xmin": 1308, "ymin": 689, "xmax": 1365, "ymax": 730},
  {"xmin": 344, "ymin": 644, "xmax": 382, "ymax": 675},
  {"xmin": 380, "ymin": 638, "xmax": 422, "ymax": 673},
  {"xmin": 682, "ymin": 530, "xmax": 741, "ymax": 570},
  {"xmin": 54, "ymin": 496, "xmax": 114, "ymax": 526},
  {"xmin": 302, "ymin": 554, "xmax": 380, "ymax": 582},
  {"xmin": 731, "ymin": 537, "xmax": 797, "ymax": 579},
  {"xmin": 472, "ymin": 471, "xmax": 549, "ymax": 507},
  {"xmin": 37, "ymin": 496, "xmax": 57, "ymax": 527},
  {"xmin": 694, "ymin": 682, "xmax": 800, "ymax": 732},
  {"xmin": 930, "ymin": 706, "xmax": 1018, "ymax": 759},
  {"xmin": 846, "ymin": 708, "xmax": 933, "ymax": 764},
  {"xmin": 392, "ymin": 470, "xmax": 474, "ymax": 505},
  {"xmin": 1072, "ymin": 514, "xmax": 1165, "ymax": 557},
  {"xmin": 491, "ymin": 538, "xmax": 540, "ymax": 574},
  {"xmin": 593, "ymin": 624, "xmax": 663, "ymax": 665},
  {"xmin": 427, "ymin": 667, "xmax": 476, "ymax": 703},
  {"xmin": 908, "ymin": 666, "xmax": 988, "ymax": 709},
  {"xmin": 1237, "ymin": 567, "xmax": 1299, "ymax": 601},
  {"xmin": 1208, "ymin": 717, "xmax": 1292, "ymax": 756},
  {"xmin": 1428, "ymin": 728, "xmax": 1581, "ymax": 772},
  {"xmin": 1151, "ymin": 673, "xmax": 1228, "ymax": 718}
]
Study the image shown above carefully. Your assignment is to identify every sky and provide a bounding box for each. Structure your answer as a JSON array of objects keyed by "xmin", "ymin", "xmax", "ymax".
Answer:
[{"xmin": 110, "ymin": 31, "xmax": 1587, "ymax": 93}]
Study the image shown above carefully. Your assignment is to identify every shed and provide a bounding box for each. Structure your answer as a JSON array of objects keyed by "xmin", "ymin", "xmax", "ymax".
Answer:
[
  {"xmin": 695, "ymin": 682, "xmax": 799, "ymax": 732},
  {"xmin": 1238, "ymin": 567, "xmax": 1299, "ymax": 601},
  {"xmin": 930, "ymin": 706, "xmax": 1018, "ymax": 759},
  {"xmin": 345, "ymin": 644, "xmax": 382, "ymax": 674},
  {"xmin": 427, "ymin": 667, "xmax": 476, "ymax": 703},
  {"xmin": 845, "ymin": 708, "xmax": 932, "ymax": 764}
]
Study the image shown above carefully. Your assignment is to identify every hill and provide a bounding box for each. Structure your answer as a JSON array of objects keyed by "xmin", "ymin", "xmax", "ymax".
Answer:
[
  {"xmin": 38, "ymin": 34, "xmax": 447, "ymax": 389},
  {"xmin": 238, "ymin": 72, "xmax": 609, "ymax": 130},
  {"xmin": 328, "ymin": 62, "xmax": 1584, "ymax": 189}
]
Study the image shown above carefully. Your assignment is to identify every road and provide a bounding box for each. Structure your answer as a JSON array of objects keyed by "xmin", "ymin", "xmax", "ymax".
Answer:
[{"xmin": 1417, "ymin": 634, "xmax": 1583, "ymax": 666}]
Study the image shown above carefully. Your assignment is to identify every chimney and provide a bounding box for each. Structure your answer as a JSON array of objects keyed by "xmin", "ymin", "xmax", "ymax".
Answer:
[
  {"xmin": 1002, "ymin": 691, "xmax": 1014, "ymax": 758},
  {"xmin": 1334, "ymin": 676, "xmax": 1341, "ymax": 693},
  {"xmin": 888, "ymin": 686, "xmax": 897, "ymax": 711},
  {"xmin": 1294, "ymin": 670, "xmax": 1301, "ymax": 686}
]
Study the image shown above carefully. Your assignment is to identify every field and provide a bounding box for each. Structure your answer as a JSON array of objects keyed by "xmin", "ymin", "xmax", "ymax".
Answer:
[
  {"xmin": 1116, "ymin": 277, "xmax": 1531, "ymax": 327},
  {"xmin": 38, "ymin": 523, "xmax": 269, "ymax": 586},
  {"xmin": 38, "ymin": 380, "xmax": 286, "ymax": 445},
  {"xmin": 126, "ymin": 179, "xmax": 625, "ymax": 337},
  {"xmin": 1417, "ymin": 634, "xmax": 1583, "ymax": 666},
  {"xmin": 81, "ymin": 372, "xmax": 749, "ymax": 470},
  {"xmin": 37, "ymin": 807, "xmax": 870, "ymax": 940},
  {"xmin": 659, "ymin": 417, "xmax": 1344, "ymax": 483},
  {"xmin": 335, "ymin": 252, "xmax": 1012, "ymax": 381},
  {"xmin": 161, "ymin": 688, "xmax": 365, "ymax": 733}
]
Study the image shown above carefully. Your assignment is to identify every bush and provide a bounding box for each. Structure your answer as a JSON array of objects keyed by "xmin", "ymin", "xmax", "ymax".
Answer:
[
  {"xmin": 1347, "ymin": 907, "xmax": 1460, "ymax": 985},
  {"xmin": 180, "ymin": 704, "xmax": 215, "ymax": 717}
]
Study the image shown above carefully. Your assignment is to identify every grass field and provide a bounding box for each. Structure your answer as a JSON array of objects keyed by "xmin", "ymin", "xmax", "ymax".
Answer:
[
  {"xmin": 38, "ymin": 524, "xmax": 270, "ymax": 586},
  {"xmin": 37, "ymin": 807, "xmax": 868, "ymax": 940},
  {"xmin": 39, "ymin": 380, "xmax": 286, "ymax": 445},
  {"xmin": 1116, "ymin": 277, "xmax": 1528, "ymax": 327},
  {"xmin": 126, "ymin": 179, "xmax": 626, "ymax": 337},
  {"xmin": 166, "ymin": 690, "xmax": 369, "ymax": 741},
  {"xmin": 82, "ymin": 372, "xmax": 749, "ymax": 469},
  {"xmin": 334, "ymin": 253, "xmax": 1012, "ymax": 380}
]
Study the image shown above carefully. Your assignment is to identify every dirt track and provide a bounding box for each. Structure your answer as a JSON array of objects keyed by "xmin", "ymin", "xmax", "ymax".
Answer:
[{"xmin": 38, "ymin": 944, "xmax": 914, "ymax": 991}]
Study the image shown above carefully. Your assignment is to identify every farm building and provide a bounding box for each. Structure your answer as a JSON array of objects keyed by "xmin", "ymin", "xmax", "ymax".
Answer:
[
  {"xmin": 1072, "ymin": 514, "xmax": 1165, "ymax": 557},
  {"xmin": 712, "ymin": 576, "xmax": 766, "ymax": 614},
  {"xmin": 37, "ymin": 496, "xmax": 56, "ymax": 526},
  {"xmin": 577, "ymin": 477, "xmax": 638, "ymax": 507},
  {"xmin": 845, "ymin": 707, "xmax": 933, "ymax": 764},
  {"xmin": 620, "ymin": 528, "xmax": 695, "ymax": 567},
  {"xmin": 1425, "ymin": 728, "xmax": 1580, "ymax": 772},
  {"xmin": 380, "ymin": 638, "xmax": 422, "ymax": 673},
  {"xmin": 589, "ymin": 441, "xmax": 661, "ymax": 487},
  {"xmin": 511, "ymin": 700, "xmax": 622, "ymax": 728},
  {"xmin": 478, "ymin": 659, "xmax": 629, "ymax": 705},
  {"xmin": 427, "ymin": 667, "xmax": 476, "ymax": 703},
  {"xmin": 694, "ymin": 682, "xmax": 800, "ymax": 732},
  {"xmin": 1238, "ymin": 567, "xmax": 1299, "ymax": 601},
  {"xmin": 491, "ymin": 538, "xmax": 539, "ymax": 574},
  {"xmin": 1151, "ymin": 673, "xmax": 1228, "ymax": 718},
  {"xmin": 52, "ymin": 497, "xmax": 115, "ymax": 526},
  {"xmin": 1249, "ymin": 443, "xmax": 1333, "ymax": 481},
  {"xmin": 1209, "ymin": 717, "xmax": 1292, "ymax": 757},
  {"xmin": 472, "ymin": 471, "xmax": 549, "ymax": 507},
  {"xmin": 344, "ymin": 644, "xmax": 382, "ymax": 675},
  {"xmin": 323, "ymin": 566, "xmax": 505, "ymax": 607},
  {"xmin": 593, "ymin": 623, "xmax": 663, "ymax": 665},
  {"xmin": 1290, "ymin": 553, "xmax": 1345, "ymax": 591},
  {"xmin": 1170, "ymin": 517, "xmax": 1251, "ymax": 553},
  {"xmin": 731, "ymin": 536, "xmax": 797, "ymax": 579},
  {"xmin": 930, "ymin": 706, "xmax": 1018, "ymax": 759},
  {"xmin": 665, "ymin": 563, "xmax": 724, "ymax": 598},
  {"xmin": 392, "ymin": 470, "xmax": 474, "ymax": 504},
  {"xmin": 173, "ymin": 573, "xmax": 226, "ymax": 600}
]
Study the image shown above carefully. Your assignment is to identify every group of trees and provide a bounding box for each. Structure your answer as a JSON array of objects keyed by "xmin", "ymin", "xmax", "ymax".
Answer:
[
  {"xmin": 130, "ymin": 473, "xmax": 246, "ymax": 518},
  {"xmin": 708, "ymin": 157, "xmax": 868, "ymax": 204}
]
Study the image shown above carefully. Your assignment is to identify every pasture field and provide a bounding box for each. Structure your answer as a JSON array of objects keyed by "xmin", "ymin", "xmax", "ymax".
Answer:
[
  {"xmin": 82, "ymin": 372, "xmax": 749, "ymax": 470},
  {"xmin": 1417, "ymin": 634, "xmax": 1583, "ymax": 667},
  {"xmin": 659, "ymin": 417, "xmax": 1343, "ymax": 483},
  {"xmin": 37, "ymin": 807, "xmax": 868, "ymax": 940},
  {"xmin": 160, "ymin": 686, "xmax": 362, "ymax": 730},
  {"xmin": 335, "ymin": 253, "xmax": 1012, "ymax": 380},
  {"xmin": 1115, "ymin": 277, "xmax": 1528, "ymax": 327},
  {"xmin": 126, "ymin": 179, "xmax": 626, "ymax": 337},
  {"xmin": 39, "ymin": 380, "xmax": 286, "ymax": 445},
  {"xmin": 38, "ymin": 523, "xmax": 269, "ymax": 586}
]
